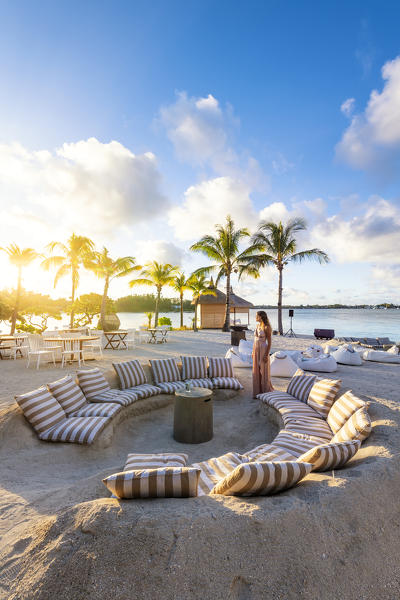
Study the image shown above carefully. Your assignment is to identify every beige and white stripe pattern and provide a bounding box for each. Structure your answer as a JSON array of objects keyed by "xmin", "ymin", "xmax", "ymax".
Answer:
[
  {"xmin": 156, "ymin": 381, "xmax": 186, "ymax": 394},
  {"xmin": 150, "ymin": 359, "xmax": 181, "ymax": 383},
  {"xmin": 124, "ymin": 452, "xmax": 188, "ymax": 471},
  {"xmin": 129, "ymin": 384, "xmax": 161, "ymax": 399},
  {"xmin": 15, "ymin": 387, "xmax": 66, "ymax": 434},
  {"xmin": 191, "ymin": 452, "xmax": 249, "ymax": 496},
  {"xmin": 210, "ymin": 461, "xmax": 313, "ymax": 496},
  {"xmin": 70, "ymin": 402, "xmax": 121, "ymax": 419},
  {"xmin": 208, "ymin": 357, "xmax": 234, "ymax": 378},
  {"xmin": 211, "ymin": 377, "xmax": 243, "ymax": 390},
  {"xmin": 327, "ymin": 390, "xmax": 367, "ymax": 434},
  {"xmin": 47, "ymin": 375, "xmax": 88, "ymax": 414},
  {"xmin": 39, "ymin": 416, "xmax": 109, "ymax": 444},
  {"xmin": 331, "ymin": 407, "xmax": 371, "ymax": 443},
  {"xmin": 272, "ymin": 430, "xmax": 327, "ymax": 458},
  {"xmin": 307, "ymin": 378, "xmax": 341, "ymax": 418},
  {"xmin": 181, "ymin": 356, "xmax": 208, "ymax": 380},
  {"xmin": 297, "ymin": 440, "xmax": 361, "ymax": 471},
  {"xmin": 286, "ymin": 369, "xmax": 316, "ymax": 403},
  {"xmin": 185, "ymin": 378, "xmax": 214, "ymax": 390},
  {"xmin": 257, "ymin": 391, "xmax": 295, "ymax": 405},
  {"xmin": 103, "ymin": 467, "xmax": 200, "ymax": 498},
  {"xmin": 271, "ymin": 398, "xmax": 324, "ymax": 420},
  {"xmin": 77, "ymin": 368, "xmax": 111, "ymax": 399},
  {"xmin": 112, "ymin": 360, "xmax": 147, "ymax": 390},
  {"xmin": 244, "ymin": 443, "xmax": 297, "ymax": 462},
  {"xmin": 284, "ymin": 417, "xmax": 333, "ymax": 441},
  {"xmin": 90, "ymin": 389, "xmax": 137, "ymax": 407}
]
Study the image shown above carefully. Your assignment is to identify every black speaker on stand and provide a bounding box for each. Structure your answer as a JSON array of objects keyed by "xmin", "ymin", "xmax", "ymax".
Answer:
[{"xmin": 284, "ymin": 309, "xmax": 297, "ymax": 337}]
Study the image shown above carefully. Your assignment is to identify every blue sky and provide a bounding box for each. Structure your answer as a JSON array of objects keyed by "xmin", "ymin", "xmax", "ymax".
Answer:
[{"xmin": 1, "ymin": 0, "xmax": 400, "ymax": 305}]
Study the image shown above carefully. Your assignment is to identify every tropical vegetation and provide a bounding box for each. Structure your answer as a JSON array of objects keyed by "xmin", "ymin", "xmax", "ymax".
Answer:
[
  {"xmin": 186, "ymin": 273, "xmax": 216, "ymax": 332},
  {"xmin": 171, "ymin": 273, "xmax": 189, "ymax": 328}
]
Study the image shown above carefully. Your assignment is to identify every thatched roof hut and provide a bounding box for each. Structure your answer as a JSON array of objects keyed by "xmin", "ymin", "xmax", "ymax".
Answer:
[{"xmin": 194, "ymin": 282, "xmax": 254, "ymax": 329}]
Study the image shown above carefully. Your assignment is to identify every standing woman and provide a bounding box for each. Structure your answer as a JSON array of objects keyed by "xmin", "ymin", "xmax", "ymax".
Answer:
[{"xmin": 252, "ymin": 310, "xmax": 274, "ymax": 398}]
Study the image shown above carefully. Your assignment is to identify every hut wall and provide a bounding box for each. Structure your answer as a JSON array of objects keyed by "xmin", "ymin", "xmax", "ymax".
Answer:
[{"xmin": 199, "ymin": 305, "xmax": 250, "ymax": 329}]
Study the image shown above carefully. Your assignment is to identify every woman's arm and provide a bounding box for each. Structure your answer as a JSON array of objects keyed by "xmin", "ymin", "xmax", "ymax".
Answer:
[{"xmin": 264, "ymin": 327, "xmax": 272, "ymax": 362}]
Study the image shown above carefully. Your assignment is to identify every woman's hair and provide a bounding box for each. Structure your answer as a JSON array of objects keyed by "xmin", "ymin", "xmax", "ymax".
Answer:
[{"xmin": 256, "ymin": 310, "xmax": 271, "ymax": 329}]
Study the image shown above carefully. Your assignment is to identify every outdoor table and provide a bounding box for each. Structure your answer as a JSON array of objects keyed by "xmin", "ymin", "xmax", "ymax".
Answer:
[
  {"xmin": 44, "ymin": 336, "xmax": 100, "ymax": 360},
  {"xmin": 147, "ymin": 328, "xmax": 166, "ymax": 344},
  {"xmin": 173, "ymin": 387, "xmax": 213, "ymax": 443},
  {"xmin": 103, "ymin": 331, "xmax": 128, "ymax": 350}
]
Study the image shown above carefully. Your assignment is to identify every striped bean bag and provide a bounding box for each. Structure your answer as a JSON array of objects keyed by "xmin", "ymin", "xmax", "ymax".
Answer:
[
  {"xmin": 307, "ymin": 378, "xmax": 341, "ymax": 418},
  {"xmin": 191, "ymin": 452, "xmax": 249, "ymax": 496},
  {"xmin": 284, "ymin": 417, "xmax": 333, "ymax": 441},
  {"xmin": 243, "ymin": 443, "xmax": 297, "ymax": 462},
  {"xmin": 286, "ymin": 369, "xmax": 317, "ymax": 403},
  {"xmin": 150, "ymin": 358, "xmax": 181, "ymax": 383},
  {"xmin": 327, "ymin": 390, "xmax": 367, "ymax": 434},
  {"xmin": 39, "ymin": 416, "xmax": 109, "ymax": 444},
  {"xmin": 297, "ymin": 440, "xmax": 361, "ymax": 471},
  {"xmin": 181, "ymin": 356, "xmax": 208, "ymax": 380},
  {"xmin": 70, "ymin": 402, "xmax": 121, "ymax": 419},
  {"xmin": 128, "ymin": 384, "xmax": 161, "ymax": 399},
  {"xmin": 212, "ymin": 377, "xmax": 243, "ymax": 390},
  {"xmin": 15, "ymin": 387, "xmax": 66, "ymax": 435},
  {"xmin": 273, "ymin": 430, "xmax": 328, "ymax": 458},
  {"xmin": 77, "ymin": 368, "xmax": 111, "ymax": 400},
  {"xmin": 113, "ymin": 360, "xmax": 147, "ymax": 390},
  {"xmin": 208, "ymin": 357, "xmax": 234, "ymax": 378},
  {"xmin": 185, "ymin": 378, "xmax": 214, "ymax": 390},
  {"xmin": 331, "ymin": 407, "xmax": 371, "ymax": 443},
  {"xmin": 47, "ymin": 375, "xmax": 87, "ymax": 414},
  {"xmin": 103, "ymin": 467, "xmax": 200, "ymax": 498},
  {"xmin": 156, "ymin": 381, "xmax": 186, "ymax": 394},
  {"xmin": 124, "ymin": 452, "xmax": 188, "ymax": 471},
  {"xmin": 210, "ymin": 461, "xmax": 313, "ymax": 496}
]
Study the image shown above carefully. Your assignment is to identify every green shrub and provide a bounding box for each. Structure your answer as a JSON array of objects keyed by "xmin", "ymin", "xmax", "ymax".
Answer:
[{"xmin": 158, "ymin": 317, "xmax": 172, "ymax": 327}]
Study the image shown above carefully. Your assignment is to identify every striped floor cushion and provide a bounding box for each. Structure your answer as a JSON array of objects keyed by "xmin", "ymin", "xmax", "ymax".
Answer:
[
  {"xmin": 113, "ymin": 360, "xmax": 147, "ymax": 390},
  {"xmin": 47, "ymin": 375, "xmax": 87, "ymax": 414},
  {"xmin": 77, "ymin": 368, "xmax": 111, "ymax": 399},
  {"xmin": 286, "ymin": 369, "xmax": 317, "ymax": 403},
  {"xmin": 284, "ymin": 417, "xmax": 333, "ymax": 441},
  {"xmin": 181, "ymin": 356, "xmax": 208, "ymax": 380},
  {"xmin": 208, "ymin": 357, "xmax": 234, "ymax": 378},
  {"xmin": 210, "ymin": 461, "xmax": 313, "ymax": 496},
  {"xmin": 211, "ymin": 377, "xmax": 243, "ymax": 390},
  {"xmin": 307, "ymin": 378, "xmax": 341, "ymax": 418},
  {"xmin": 331, "ymin": 407, "xmax": 372, "ymax": 443},
  {"xmin": 150, "ymin": 358, "xmax": 181, "ymax": 384},
  {"xmin": 185, "ymin": 378, "xmax": 214, "ymax": 390},
  {"xmin": 257, "ymin": 391, "xmax": 296, "ymax": 406},
  {"xmin": 243, "ymin": 443, "xmax": 297, "ymax": 462},
  {"xmin": 103, "ymin": 467, "xmax": 200, "ymax": 498},
  {"xmin": 128, "ymin": 384, "xmax": 161, "ymax": 399},
  {"xmin": 39, "ymin": 416, "xmax": 109, "ymax": 444},
  {"xmin": 156, "ymin": 381, "xmax": 186, "ymax": 394},
  {"xmin": 124, "ymin": 452, "xmax": 188, "ymax": 471},
  {"xmin": 273, "ymin": 400, "xmax": 323, "ymax": 420},
  {"xmin": 327, "ymin": 390, "xmax": 367, "ymax": 434},
  {"xmin": 70, "ymin": 403, "xmax": 121, "ymax": 419},
  {"xmin": 191, "ymin": 452, "xmax": 249, "ymax": 496},
  {"xmin": 90, "ymin": 389, "xmax": 137, "ymax": 407},
  {"xmin": 273, "ymin": 430, "xmax": 328, "ymax": 458},
  {"xmin": 15, "ymin": 387, "xmax": 66, "ymax": 435},
  {"xmin": 297, "ymin": 440, "xmax": 361, "ymax": 472}
]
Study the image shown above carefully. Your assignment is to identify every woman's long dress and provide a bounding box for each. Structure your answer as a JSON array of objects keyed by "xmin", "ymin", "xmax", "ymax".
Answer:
[{"xmin": 252, "ymin": 325, "xmax": 272, "ymax": 398}]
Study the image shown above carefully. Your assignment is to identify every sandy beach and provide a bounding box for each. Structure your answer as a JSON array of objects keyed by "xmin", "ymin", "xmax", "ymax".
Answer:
[{"xmin": 1, "ymin": 330, "xmax": 399, "ymax": 599}]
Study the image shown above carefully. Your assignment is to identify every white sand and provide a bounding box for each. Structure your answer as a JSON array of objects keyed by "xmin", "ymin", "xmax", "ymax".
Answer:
[{"xmin": 0, "ymin": 331, "xmax": 399, "ymax": 599}]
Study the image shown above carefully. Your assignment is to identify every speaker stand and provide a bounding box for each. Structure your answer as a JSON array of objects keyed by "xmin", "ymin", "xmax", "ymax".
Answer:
[{"xmin": 284, "ymin": 316, "xmax": 297, "ymax": 337}]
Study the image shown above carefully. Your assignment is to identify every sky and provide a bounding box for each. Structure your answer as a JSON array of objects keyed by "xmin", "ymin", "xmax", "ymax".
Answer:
[{"xmin": 1, "ymin": 0, "xmax": 400, "ymax": 306}]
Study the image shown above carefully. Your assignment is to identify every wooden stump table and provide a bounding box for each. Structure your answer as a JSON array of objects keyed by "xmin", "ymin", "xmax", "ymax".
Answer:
[{"xmin": 174, "ymin": 387, "xmax": 213, "ymax": 444}]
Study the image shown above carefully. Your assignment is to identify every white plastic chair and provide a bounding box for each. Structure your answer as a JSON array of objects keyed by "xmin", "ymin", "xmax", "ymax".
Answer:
[
  {"xmin": 82, "ymin": 330, "xmax": 103, "ymax": 357},
  {"xmin": 137, "ymin": 325, "xmax": 150, "ymax": 344},
  {"xmin": 27, "ymin": 334, "xmax": 59, "ymax": 369},
  {"xmin": 11, "ymin": 335, "xmax": 29, "ymax": 360},
  {"xmin": 125, "ymin": 328, "xmax": 136, "ymax": 349},
  {"xmin": 61, "ymin": 338, "xmax": 85, "ymax": 368}
]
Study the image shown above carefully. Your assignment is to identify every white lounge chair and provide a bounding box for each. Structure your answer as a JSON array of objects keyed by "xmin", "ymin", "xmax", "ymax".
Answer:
[{"xmin": 27, "ymin": 334, "xmax": 60, "ymax": 369}]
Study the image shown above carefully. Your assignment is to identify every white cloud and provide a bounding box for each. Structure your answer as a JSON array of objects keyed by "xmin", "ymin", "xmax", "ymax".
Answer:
[
  {"xmin": 168, "ymin": 176, "xmax": 257, "ymax": 241},
  {"xmin": 258, "ymin": 201, "xmax": 293, "ymax": 223},
  {"xmin": 0, "ymin": 137, "xmax": 167, "ymax": 241},
  {"xmin": 272, "ymin": 153, "xmax": 294, "ymax": 174},
  {"xmin": 134, "ymin": 240, "xmax": 186, "ymax": 267},
  {"xmin": 371, "ymin": 264, "xmax": 400, "ymax": 289},
  {"xmin": 336, "ymin": 56, "xmax": 400, "ymax": 173},
  {"xmin": 340, "ymin": 98, "xmax": 355, "ymax": 117}
]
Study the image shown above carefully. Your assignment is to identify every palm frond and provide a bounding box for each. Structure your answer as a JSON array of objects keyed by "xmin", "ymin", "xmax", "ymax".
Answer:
[{"xmin": 288, "ymin": 249, "xmax": 330, "ymax": 264}]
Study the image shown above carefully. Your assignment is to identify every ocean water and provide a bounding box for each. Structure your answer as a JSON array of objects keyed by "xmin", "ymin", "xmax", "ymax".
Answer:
[{"xmin": 112, "ymin": 308, "xmax": 400, "ymax": 340}]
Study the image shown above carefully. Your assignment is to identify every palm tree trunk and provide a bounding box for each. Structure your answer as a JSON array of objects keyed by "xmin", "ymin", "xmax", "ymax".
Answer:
[
  {"xmin": 277, "ymin": 266, "xmax": 283, "ymax": 335},
  {"xmin": 100, "ymin": 277, "xmax": 109, "ymax": 330},
  {"xmin": 193, "ymin": 299, "xmax": 199, "ymax": 332},
  {"xmin": 70, "ymin": 270, "xmax": 76, "ymax": 328},
  {"xmin": 222, "ymin": 271, "xmax": 231, "ymax": 332},
  {"xmin": 180, "ymin": 292, "xmax": 183, "ymax": 328},
  {"xmin": 154, "ymin": 287, "xmax": 161, "ymax": 328},
  {"xmin": 10, "ymin": 267, "xmax": 22, "ymax": 335}
]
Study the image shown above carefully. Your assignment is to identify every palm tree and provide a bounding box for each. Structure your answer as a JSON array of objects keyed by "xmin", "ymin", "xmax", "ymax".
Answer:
[
  {"xmin": 250, "ymin": 218, "xmax": 329, "ymax": 335},
  {"xmin": 129, "ymin": 261, "xmax": 180, "ymax": 328},
  {"xmin": 186, "ymin": 274, "xmax": 216, "ymax": 332},
  {"xmin": 190, "ymin": 215, "xmax": 262, "ymax": 332},
  {"xmin": 41, "ymin": 234, "xmax": 95, "ymax": 328},
  {"xmin": 0, "ymin": 245, "xmax": 39, "ymax": 334},
  {"xmin": 86, "ymin": 247, "xmax": 140, "ymax": 330},
  {"xmin": 171, "ymin": 273, "xmax": 189, "ymax": 328}
]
